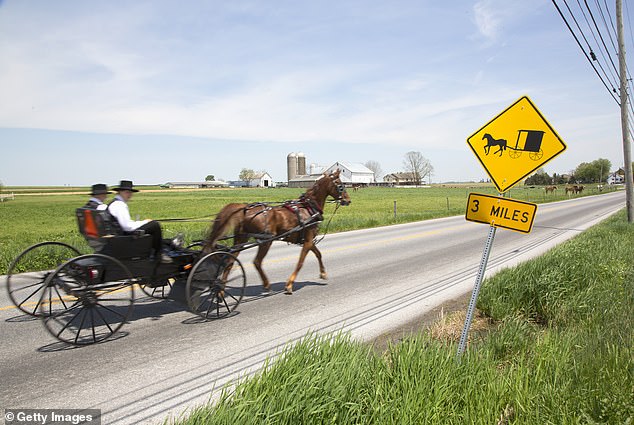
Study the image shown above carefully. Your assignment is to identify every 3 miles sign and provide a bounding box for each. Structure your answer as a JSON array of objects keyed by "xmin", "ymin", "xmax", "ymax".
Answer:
[{"xmin": 465, "ymin": 193, "xmax": 537, "ymax": 234}]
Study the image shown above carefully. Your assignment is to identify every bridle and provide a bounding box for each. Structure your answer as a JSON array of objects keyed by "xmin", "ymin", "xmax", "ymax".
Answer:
[{"xmin": 332, "ymin": 179, "xmax": 350, "ymax": 206}]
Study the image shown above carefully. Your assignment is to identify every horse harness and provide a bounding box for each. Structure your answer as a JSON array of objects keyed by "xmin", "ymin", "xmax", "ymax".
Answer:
[{"xmin": 240, "ymin": 197, "xmax": 323, "ymax": 244}]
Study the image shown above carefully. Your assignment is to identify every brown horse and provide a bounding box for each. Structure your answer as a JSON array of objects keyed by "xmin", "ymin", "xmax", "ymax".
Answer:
[
  {"xmin": 203, "ymin": 170, "xmax": 351, "ymax": 294},
  {"xmin": 545, "ymin": 185, "xmax": 557, "ymax": 194}
]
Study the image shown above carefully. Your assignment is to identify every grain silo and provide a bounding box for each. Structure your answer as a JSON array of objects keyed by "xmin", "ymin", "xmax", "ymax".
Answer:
[
  {"xmin": 287, "ymin": 152, "xmax": 298, "ymax": 181},
  {"xmin": 297, "ymin": 152, "xmax": 306, "ymax": 176}
]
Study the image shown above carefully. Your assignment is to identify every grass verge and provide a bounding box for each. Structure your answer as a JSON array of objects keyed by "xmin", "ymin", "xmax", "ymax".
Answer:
[{"xmin": 171, "ymin": 210, "xmax": 633, "ymax": 424}]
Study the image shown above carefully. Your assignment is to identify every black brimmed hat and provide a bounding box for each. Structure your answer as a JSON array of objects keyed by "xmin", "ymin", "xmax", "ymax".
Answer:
[
  {"xmin": 90, "ymin": 183, "xmax": 112, "ymax": 196},
  {"xmin": 112, "ymin": 180, "xmax": 139, "ymax": 192}
]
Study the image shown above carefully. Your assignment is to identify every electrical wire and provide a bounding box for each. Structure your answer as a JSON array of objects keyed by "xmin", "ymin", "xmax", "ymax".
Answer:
[{"xmin": 552, "ymin": 0, "xmax": 621, "ymax": 104}]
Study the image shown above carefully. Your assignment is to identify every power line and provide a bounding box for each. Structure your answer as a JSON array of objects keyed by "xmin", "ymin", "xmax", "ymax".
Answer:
[{"xmin": 552, "ymin": 0, "xmax": 621, "ymax": 104}]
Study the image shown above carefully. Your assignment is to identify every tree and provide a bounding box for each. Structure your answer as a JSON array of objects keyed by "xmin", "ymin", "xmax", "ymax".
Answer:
[
  {"xmin": 364, "ymin": 160, "xmax": 382, "ymax": 182},
  {"xmin": 205, "ymin": 175, "xmax": 215, "ymax": 181},
  {"xmin": 239, "ymin": 168, "xmax": 256, "ymax": 186},
  {"xmin": 575, "ymin": 158, "xmax": 611, "ymax": 183},
  {"xmin": 402, "ymin": 151, "xmax": 433, "ymax": 185},
  {"xmin": 525, "ymin": 168, "xmax": 551, "ymax": 186}
]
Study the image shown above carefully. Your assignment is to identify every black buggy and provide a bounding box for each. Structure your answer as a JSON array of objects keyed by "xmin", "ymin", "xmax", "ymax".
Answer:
[{"xmin": 6, "ymin": 208, "xmax": 247, "ymax": 345}]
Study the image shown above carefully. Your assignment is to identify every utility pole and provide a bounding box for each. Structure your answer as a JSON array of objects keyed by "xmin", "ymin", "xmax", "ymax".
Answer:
[{"xmin": 617, "ymin": 0, "xmax": 634, "ymax": 222}]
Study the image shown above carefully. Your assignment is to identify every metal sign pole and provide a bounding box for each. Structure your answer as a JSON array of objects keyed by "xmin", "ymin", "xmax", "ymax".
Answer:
[{"xmin": 457, "ymin": 224, "xmax": 497, "ymax": 357}]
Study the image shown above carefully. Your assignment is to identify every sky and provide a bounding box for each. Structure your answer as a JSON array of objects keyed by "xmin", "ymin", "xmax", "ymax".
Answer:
[{"xmin": 0, "ymin": 0, "xmax": 631, "ymax": 186}]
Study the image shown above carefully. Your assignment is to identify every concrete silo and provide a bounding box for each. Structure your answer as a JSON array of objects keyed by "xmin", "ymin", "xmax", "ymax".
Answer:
[
  {"xmin": 287, "ymin": 152, "xmax": 298, "ymax": 181},
  {"xmin": 297, "ymin": 152, "xmax": 306, "ymax": 176}
]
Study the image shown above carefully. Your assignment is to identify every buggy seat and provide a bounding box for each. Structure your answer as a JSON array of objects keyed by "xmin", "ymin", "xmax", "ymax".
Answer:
[{"xmin": 75, "ymin": 207, "xmax": 153, "ymax": 260}]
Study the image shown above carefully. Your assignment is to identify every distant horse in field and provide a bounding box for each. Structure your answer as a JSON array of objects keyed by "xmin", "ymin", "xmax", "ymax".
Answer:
[
  {"xmin": 565, "ymin": 185, "xmax": 584, "ymax": 195},
  {"xmin": 545, "ymin": 185, "xmax": 557, "ymax": 194},
  {"xmin": 204, "ymin": 170, "xmax": 351, "ymax": 294},
  {"xmin": 482, "ymin": 133, "xmax": 507, "ymax": 157}
]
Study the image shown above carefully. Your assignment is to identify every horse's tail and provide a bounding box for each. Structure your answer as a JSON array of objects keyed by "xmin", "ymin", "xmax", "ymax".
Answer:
[{"xmin": 203, "ymin": 203, "xmax": 247, "ymax": 252}]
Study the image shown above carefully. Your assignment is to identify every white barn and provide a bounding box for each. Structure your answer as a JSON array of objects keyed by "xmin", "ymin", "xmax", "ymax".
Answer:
[
  {"xmin": 248, "ymin": 172, "xmax": 275, "ymax": 188},
  {"xmin": 325, "ymin": 162, "xmax": 374, "ymax": 185}
]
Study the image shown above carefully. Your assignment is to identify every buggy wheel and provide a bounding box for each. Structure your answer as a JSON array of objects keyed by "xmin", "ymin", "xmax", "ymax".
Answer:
[
  {"xmin": 529, "ymin": 149, "xmax": 544, "ymax": 161},
  {"xmin": 139, "ymin": 278, "xmax": 174, "ymax": 299},
  {"xmin": 41, "ymin": 254, "xmax": 134, "ymax": 346},
  {"xmin": 508, "ymin": 149, "xmax": 522, "ymax": 159},
  {"xmin": 7, "ymin": 242, "xmax": 80, "ymax": 317},
  {"xmin": 186, "ymin": 251, "xmax": 246, "ymax": 320}
]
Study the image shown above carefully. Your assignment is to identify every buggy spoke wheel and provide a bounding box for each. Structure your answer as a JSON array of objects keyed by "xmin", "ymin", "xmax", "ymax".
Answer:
[
  {"xmin": 139, "ymin": 278, "xmax": 174, "ymax": 299},
  {"xmin": 508, "ymin": 150, "xmax": 522, "ymax": 159},
  {"xmin": 7, "ymin": 242, "xmax": 80, "ymax": 317},
  {"xmin": 41, "ymin": 254, "xmax": 134, "ymax": 346},
  {"xmin": 186, "ymin": 251, "xmax": 246, "ymax": 320},
  {"xmin": 529, "ymin": 149, "xmax": 544, "ymax": 161}
]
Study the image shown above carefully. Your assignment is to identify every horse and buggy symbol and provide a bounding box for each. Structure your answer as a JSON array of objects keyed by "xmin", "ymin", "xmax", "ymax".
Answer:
[
  {"xmin": 482, "ymin": 129, "xmax": 545, "ymax": 161},
  {"xmin": 5, "ymin": 171, "xmax": 350, "ymax": 346}
]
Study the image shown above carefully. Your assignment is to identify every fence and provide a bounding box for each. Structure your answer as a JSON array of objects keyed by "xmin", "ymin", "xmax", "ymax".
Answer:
[{"xmin": 0, "ymin": 193, "xmax": 15, "ymax": 202}]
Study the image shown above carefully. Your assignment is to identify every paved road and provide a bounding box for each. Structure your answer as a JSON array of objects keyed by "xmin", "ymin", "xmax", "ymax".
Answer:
[{"xmin": 0, "ymin": 191, "xmax": 625, "ymax": 424}]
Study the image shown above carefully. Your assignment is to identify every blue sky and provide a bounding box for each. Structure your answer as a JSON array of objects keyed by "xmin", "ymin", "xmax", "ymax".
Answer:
[{"xmin": 0, "ymin": 0, "xmax": 630, "ymax": 185}]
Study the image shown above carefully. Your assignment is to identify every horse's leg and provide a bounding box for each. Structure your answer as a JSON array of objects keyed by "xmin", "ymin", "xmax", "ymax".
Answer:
[
  {"xmin": 254, "ymin": 241, "xmax": 273, "ymax": 291},
  {"xmin": 286, "ymin": 241, "xmax": 311, "ymax": 295},
  {"xmin": 310, "ymin": 244, "xmax": 327, "ymax": 280}
]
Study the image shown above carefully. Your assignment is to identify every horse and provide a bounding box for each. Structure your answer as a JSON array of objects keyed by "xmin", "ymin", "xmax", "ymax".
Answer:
[
  {"xmin": 482, "ymin": 133, "xmax": 507, "ymax": 157},
  {"xmin": 574, "ymin": 185, "xmax": 584, "ymax": 194},
  {"xmin": 545, "ymin": 185, "xmax": 557, "ymax": 194},
  {"xmin": 203, "ymin": 170, "xmax": 351, "ymax": 294}
]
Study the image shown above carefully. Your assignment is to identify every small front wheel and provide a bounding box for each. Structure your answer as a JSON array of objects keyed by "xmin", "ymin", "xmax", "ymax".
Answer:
[
  {"xmin": 508, "ymin": 150, "xmax": 522, "ymax": 159},
  {"xmin": 186, "ymin": 251, "xmax": 246, "ymax": 320}
]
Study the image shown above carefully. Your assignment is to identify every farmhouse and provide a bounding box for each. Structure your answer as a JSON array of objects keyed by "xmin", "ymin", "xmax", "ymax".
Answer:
[
  {"xmin": 607, "ymin": 168, "xmax": 625, "ymax": 184},
  {"xmin": 383, "ymin": 172, "xmax": 417, "ymax": 185}
]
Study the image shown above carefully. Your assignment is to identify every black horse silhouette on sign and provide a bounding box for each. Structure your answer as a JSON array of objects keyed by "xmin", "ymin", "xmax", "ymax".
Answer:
[{"xmin": 482, "ymin": 133, "xmax": 507, "ymax": 157}]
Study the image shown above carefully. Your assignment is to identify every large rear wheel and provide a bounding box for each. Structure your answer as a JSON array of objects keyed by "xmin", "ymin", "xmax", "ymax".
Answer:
[
  {"xmin": 186, "ymin": 251, "xmax": 246, "ymax": 320},
  {"xmin": 40, "ymin": 254, "xmax": 134, "ymax": 345},
  {"xmin": 7, "ymin": 242, "xmax": 80, "ymax": 317}
]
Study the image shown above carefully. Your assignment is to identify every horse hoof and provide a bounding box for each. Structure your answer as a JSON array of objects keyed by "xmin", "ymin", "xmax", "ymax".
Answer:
[
  {"xmin": 320, "ymin": 272, "xmax": 328, "ymax": 280},
  {"xmin": 285, "ymin": 287, "xmax": 293, "ymax": 295}
]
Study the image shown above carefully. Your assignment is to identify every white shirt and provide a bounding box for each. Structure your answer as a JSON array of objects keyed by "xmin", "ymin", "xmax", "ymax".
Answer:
[
  {"xmin": 88, "ymin": 197, "xmax": 108, "ymax": 211},
  {"xmin": 108, "ymin": 195, "xmax": 149, "ymax": 232}
]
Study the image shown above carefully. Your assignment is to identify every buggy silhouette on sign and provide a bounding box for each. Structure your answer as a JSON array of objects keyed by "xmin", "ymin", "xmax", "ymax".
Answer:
[{"xmin": 507, "ymin": 129, "xmax": 544, "ymax": 161}]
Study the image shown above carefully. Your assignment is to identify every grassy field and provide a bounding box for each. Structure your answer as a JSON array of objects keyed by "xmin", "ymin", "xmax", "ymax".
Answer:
[
  {"xmin": 0, "ymin": 184, "xmax": 618, "ymax": 274},
  {"xmin": 172, "ymin": 210, "xmax": 633, "ymax": 424}
]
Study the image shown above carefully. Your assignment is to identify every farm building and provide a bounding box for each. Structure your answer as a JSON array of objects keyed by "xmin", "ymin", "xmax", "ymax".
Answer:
[
  {"xmin": 287, "ymin": 160, "xmax": 375, "ymax": 188},
  {"xmin": 607, "ymin": 168, "xmax": 625, "ymax": 184},
  {"xmin": 383, "ymin": 173, "xmax": 417, "ymax": 185},
  {"xmin": 163, "ymin": 181, "xmax": 229, "ymax": 188},
  {"xmin": 229, "ymin": 172, "xmax": 275, "ymax": 188}
]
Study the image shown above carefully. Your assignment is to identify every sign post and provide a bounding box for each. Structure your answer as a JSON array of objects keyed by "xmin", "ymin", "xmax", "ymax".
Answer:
[
  {"xmin": 458, "ymin": 96, "xmax": 566, "ymax": 358},
  {"xmin": 457, "ymin": 224, "xmax": 496, "ymax": 356}
]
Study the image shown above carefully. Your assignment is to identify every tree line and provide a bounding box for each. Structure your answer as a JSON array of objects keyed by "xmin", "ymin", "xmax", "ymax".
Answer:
[{"xmin": 525, "ymin": 158, "xmax": 616, "ymax": 186}]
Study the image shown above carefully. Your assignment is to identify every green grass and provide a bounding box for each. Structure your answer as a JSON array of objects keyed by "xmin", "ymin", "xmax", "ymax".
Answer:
[
  {"xmin": 0, "ymin": 185, "xmax": 618, "ymax": 274},
  {"xmin": 171, "ymin": 210, "xmax": 633, "ymax": 425}
]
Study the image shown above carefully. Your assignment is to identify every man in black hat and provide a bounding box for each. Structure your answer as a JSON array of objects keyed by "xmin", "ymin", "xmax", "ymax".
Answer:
[
  {"xmin": 84, "ymin": 184, "xmax": 111, "ymax": 210},
  {"xmin": 108, "ymin": 180, "xmax": 169, "ymax": 262}
]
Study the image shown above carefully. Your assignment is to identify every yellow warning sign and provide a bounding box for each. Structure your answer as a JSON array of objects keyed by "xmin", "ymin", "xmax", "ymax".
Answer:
[
  {"xmin": 465, "ymin": 193, "xmax": 537, "ymax": 233},
  {"xmin": 467, "ymin": 96, "xmax": 567, "ymax": 193}
]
